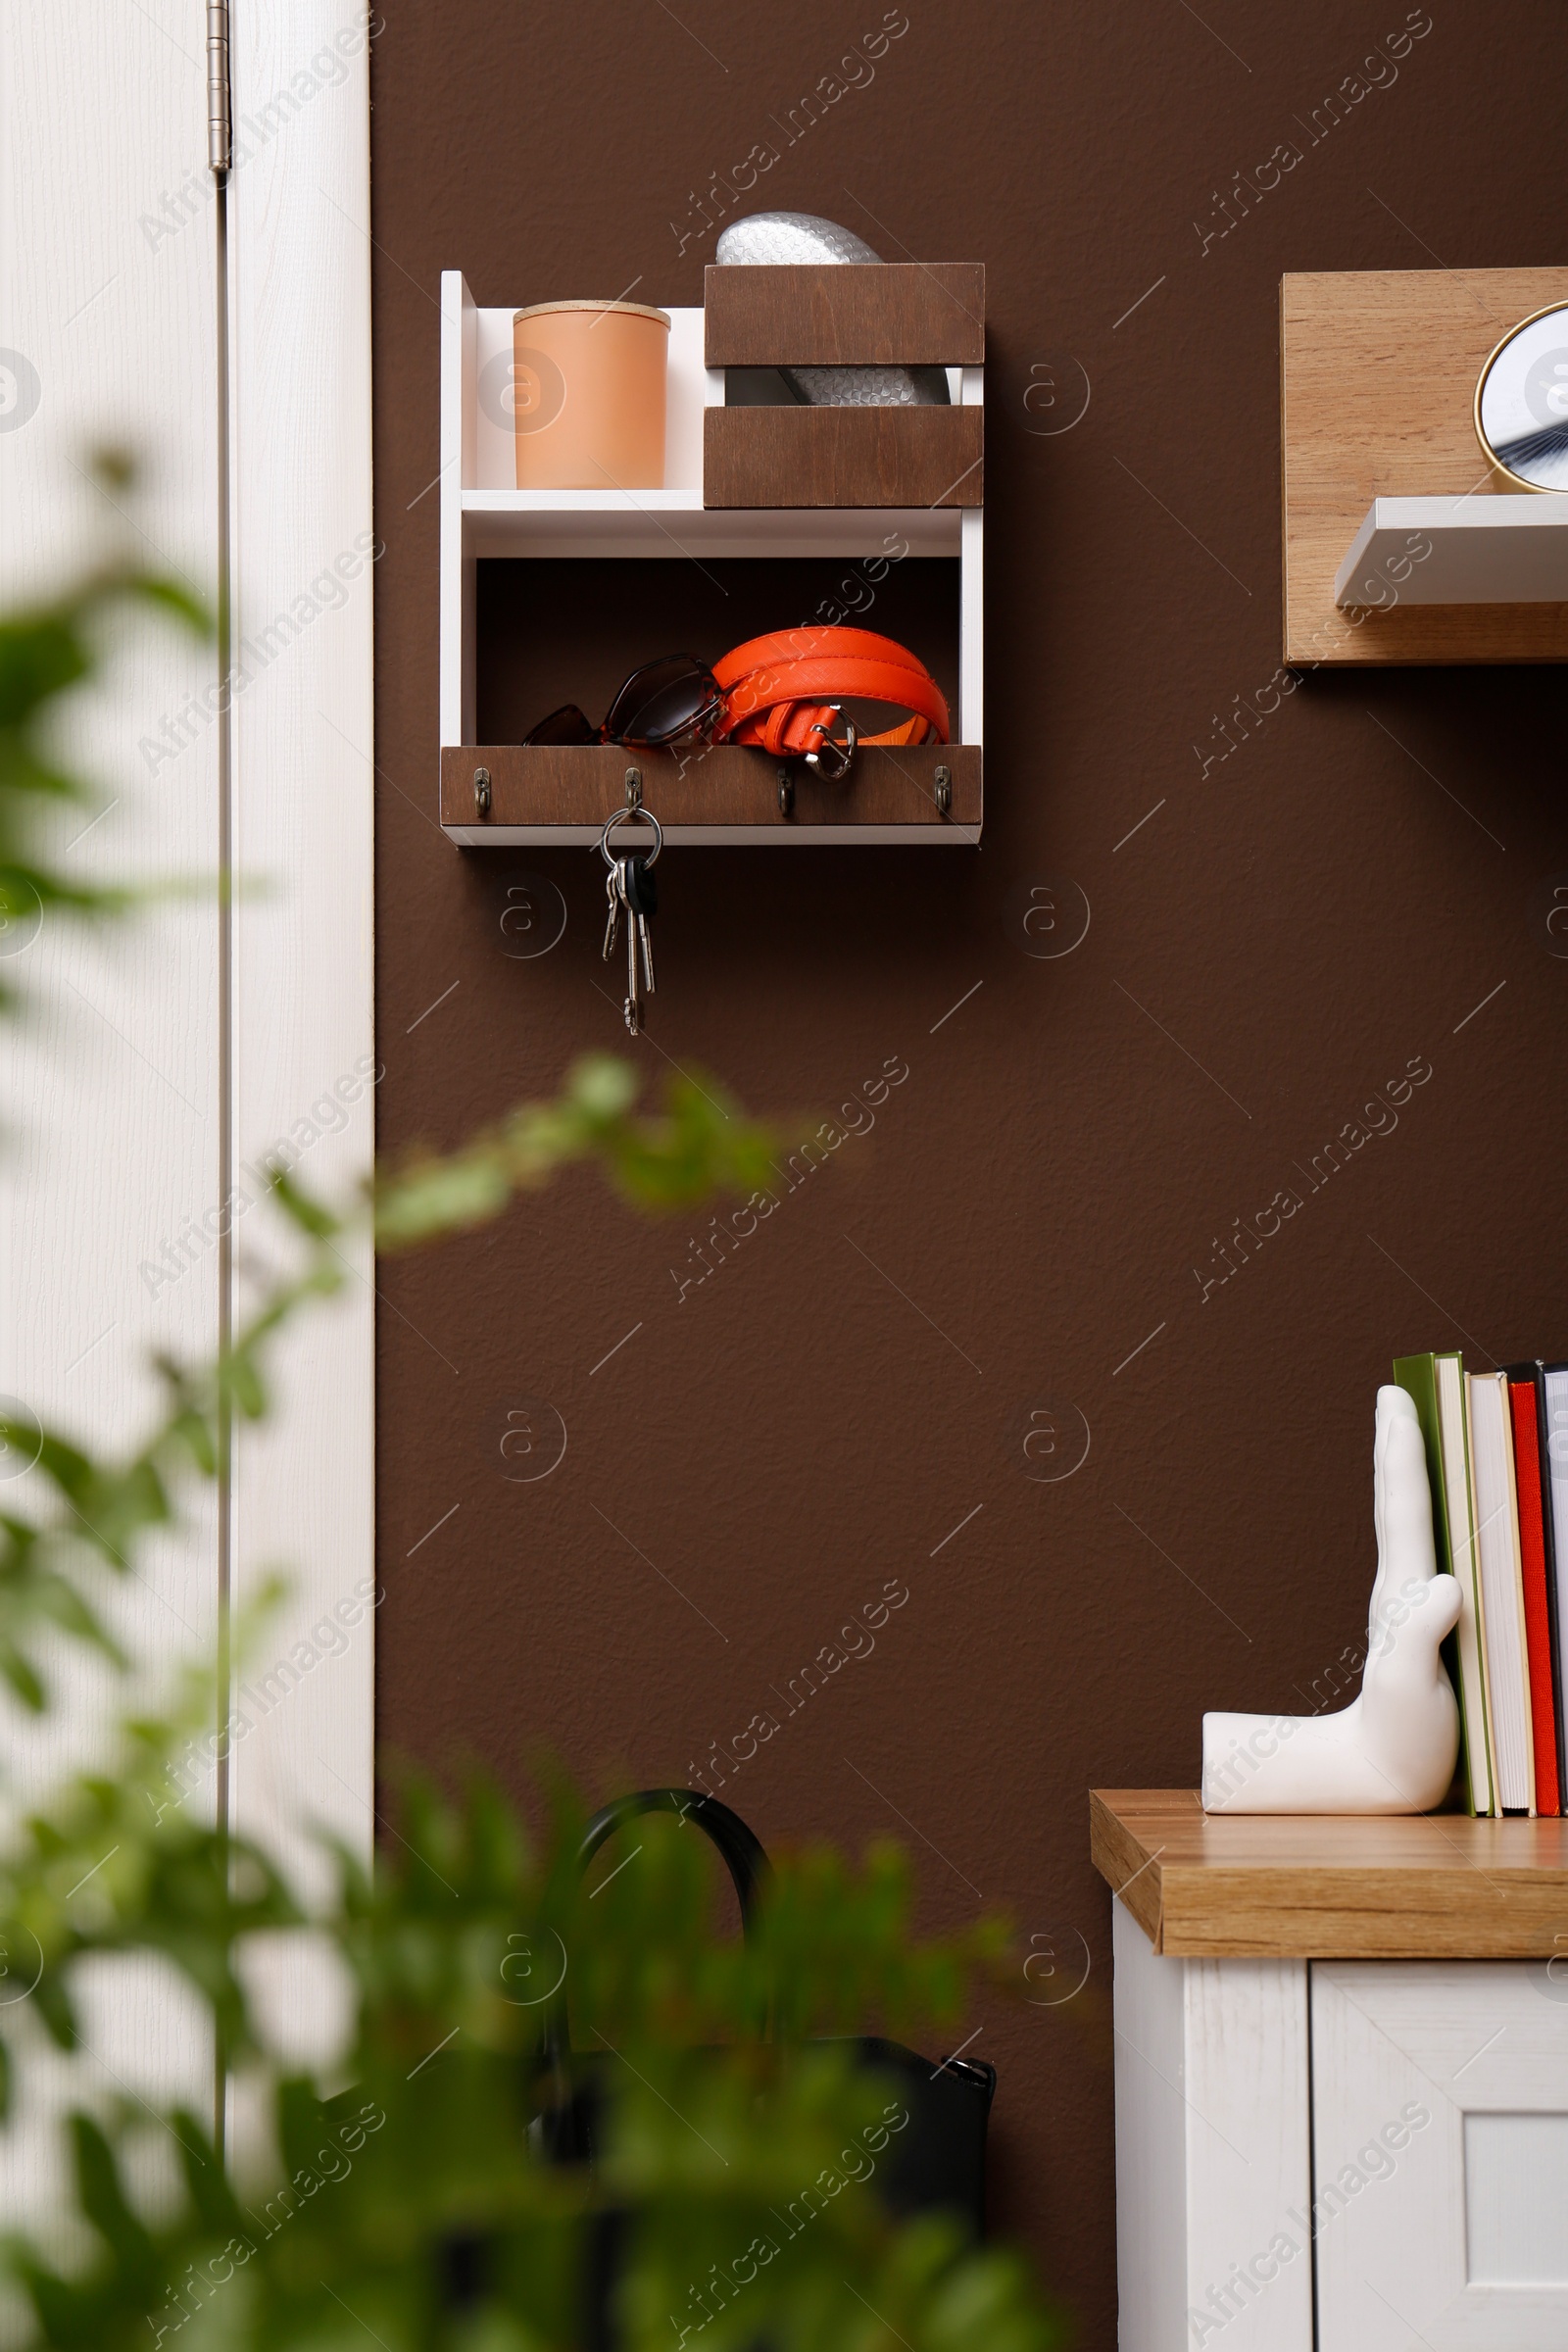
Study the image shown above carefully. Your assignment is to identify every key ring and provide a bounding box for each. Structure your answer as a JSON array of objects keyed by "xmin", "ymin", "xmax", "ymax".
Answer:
[
  {"xmin": 803, "ymin": 710, "xmax": 858, "ymax": 782},
  {"xmin": 600, "ymin": 803, "xmax": 662, "ymax": 866}
]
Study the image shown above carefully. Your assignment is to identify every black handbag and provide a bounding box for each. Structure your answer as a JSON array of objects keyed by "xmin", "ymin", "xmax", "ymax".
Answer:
[{"xmin": 538, "ymin": 1788, "xmax": 997, "ymax": 2239}]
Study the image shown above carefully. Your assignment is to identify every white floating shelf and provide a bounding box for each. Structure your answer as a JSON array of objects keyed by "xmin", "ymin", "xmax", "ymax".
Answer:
[
  {"xmin": 437, "ymin": 269, "xmax": 984, "ymax": 843},
  {"xmin": 1335, "ymin": 494, "xmax": 1568, "ymax": 608}
]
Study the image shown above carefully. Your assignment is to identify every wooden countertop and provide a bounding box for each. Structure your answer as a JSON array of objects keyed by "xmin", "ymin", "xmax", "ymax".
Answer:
[{"xmin": 1091, "ymin": 1789, "xmax": 1568, "ymax": 1959}]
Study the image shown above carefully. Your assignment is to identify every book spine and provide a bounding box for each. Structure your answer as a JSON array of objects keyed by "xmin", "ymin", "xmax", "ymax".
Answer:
[
  {"xmin": 1509, "ymin": 1378, "xmax": 1559, "ymax": 1814},
  {"xmin": 1544, "ymin": 1369, "xmax": 1568, "ymax": 1808},
  {"xmin": 1536, "ymin": 1367, "xmax": 1568, "ymax": 1805},
  {"xmin": 1468, "ymin": 1371, "xmax": 1533, "ymax": 1812},
  {"xmin": 1396, "ymin": 1353, "xmax": 1486, "ymax": 1814},
  {"xmin": 1439, "ymin": 1357, "xmax": 1495, "ymax": 1815}
]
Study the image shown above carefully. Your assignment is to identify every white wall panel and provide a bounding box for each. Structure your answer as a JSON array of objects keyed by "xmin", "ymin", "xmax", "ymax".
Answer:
[
  {"xmin": 0, "ymin": 0, "xmax": 223, "ymax": 2219},
  {"xmin": 0, "ymin": 0, "xmax": 374, "ymax": 2201},
  {"xmin": 224, "ymin": 0, "xmax": 375, "ymax": 1906}
]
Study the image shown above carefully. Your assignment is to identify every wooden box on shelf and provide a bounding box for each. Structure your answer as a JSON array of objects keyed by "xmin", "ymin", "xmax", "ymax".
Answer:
[
  {"xmin": 703, "ymin": 263, "xmax": 984, "ymax": 510},
  {"xmin": 438, "ymin": 268, "xmax": 984, "ymax": 846}
]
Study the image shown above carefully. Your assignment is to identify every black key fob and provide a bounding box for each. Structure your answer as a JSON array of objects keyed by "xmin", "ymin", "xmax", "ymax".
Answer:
[{"xmin": 622, "ymin": 858, "xmax": 658, "ymax": 918}]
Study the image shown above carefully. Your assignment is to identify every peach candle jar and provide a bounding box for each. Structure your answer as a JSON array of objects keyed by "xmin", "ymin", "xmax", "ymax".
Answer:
[{"xmin": 513, "ymin": 299, "xmax": 670, "ymax": 490}]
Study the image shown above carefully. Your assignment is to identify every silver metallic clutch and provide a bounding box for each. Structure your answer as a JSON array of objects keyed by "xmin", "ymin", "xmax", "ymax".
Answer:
[{"xmin": 713, "ymin": 212, "xmax": 950, "ymax": 409}]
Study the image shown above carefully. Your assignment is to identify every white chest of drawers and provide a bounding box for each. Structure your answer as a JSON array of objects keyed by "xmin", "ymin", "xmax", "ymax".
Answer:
[{"xmin": 1093, "ymin": 1791, "xmax": 1568, "ymax": 2350}]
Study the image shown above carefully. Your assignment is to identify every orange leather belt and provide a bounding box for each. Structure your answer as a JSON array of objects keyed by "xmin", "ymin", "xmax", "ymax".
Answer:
[{"xmin": 712, "ymin": 627, "xmax": 949, "ymax": 775}]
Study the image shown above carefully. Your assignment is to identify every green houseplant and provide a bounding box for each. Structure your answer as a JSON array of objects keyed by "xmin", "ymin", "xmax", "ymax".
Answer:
[{"xmin": 0, "ymin": 492, "xmax": 1063, "ymax": 2351}]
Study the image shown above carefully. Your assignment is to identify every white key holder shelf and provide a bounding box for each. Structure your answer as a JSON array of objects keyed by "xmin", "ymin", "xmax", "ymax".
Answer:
[{"xmin": 438, "ymin": 265, "xmax": 984, "ymax": 845}]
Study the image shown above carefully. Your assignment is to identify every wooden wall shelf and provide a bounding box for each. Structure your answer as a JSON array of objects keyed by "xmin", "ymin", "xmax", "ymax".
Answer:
[
  {"xmin": 1092, "ymin": 1788, "xmax": 1568, "ymax": 1959},
  {"xmin": 442, "ymin": 744, "xmax": 979, "ymax": 846},
  {"xmin": 439, "ymin": 270, "xmax": 984, "ymax": 845},
  {"xmin": 1281, "ymin": 266, "xmax": 1568, "ymax": 664}
]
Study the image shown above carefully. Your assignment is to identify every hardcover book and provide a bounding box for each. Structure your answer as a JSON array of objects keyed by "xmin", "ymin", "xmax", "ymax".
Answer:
[
  {"xmin": 1467, "ymin": 1369, "xmax": 1535, "ymax": 1814},
  {"xmin": 1506, "ymin": 1363, "xmax": 1561, "ymax": 1815},
  {"xmin": 1394, "ymin": 1351, "xmax": 1494, "ymax": 1815},
  {"xmin": 1542, "ymin": 1363, "xmax": 1568, "ymax": 1797}
]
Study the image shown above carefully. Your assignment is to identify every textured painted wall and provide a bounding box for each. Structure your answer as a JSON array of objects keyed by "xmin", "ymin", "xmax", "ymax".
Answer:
[{"xmin": 369, "ymin": 7, "xmax": 1567, "ymax": 2336}]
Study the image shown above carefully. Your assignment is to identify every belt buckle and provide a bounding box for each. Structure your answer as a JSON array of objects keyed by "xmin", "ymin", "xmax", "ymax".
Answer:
[{"xmin": 804, "ymin": 708, "xmax": 858, "ymax": 782}]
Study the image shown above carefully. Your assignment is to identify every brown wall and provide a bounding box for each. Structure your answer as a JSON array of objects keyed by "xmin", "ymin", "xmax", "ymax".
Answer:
[{"xmin": 370, "ymin": 6, "xmax": 1568, "ymax": 2337}]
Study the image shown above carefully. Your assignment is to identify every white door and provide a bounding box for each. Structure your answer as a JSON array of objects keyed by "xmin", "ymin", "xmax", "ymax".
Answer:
[
  {"xmin": 0, "ymin": 0, "xmax": 373, "ymax": 2184},
  {"xmin": 1313, "ymin": 1960, "xmax": 1568, "ymax": 2348}
]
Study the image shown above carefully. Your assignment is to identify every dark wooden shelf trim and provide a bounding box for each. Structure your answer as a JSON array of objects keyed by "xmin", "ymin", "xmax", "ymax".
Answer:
[
  {"xmin": 703, "ymin": 407, "xmax": 982, "ymax": 511},
  {"xmin": 441, "ymin": 742, "xmax": 981, "ymax": 835},
  {"xmin": 1092, "ymin": 1788, "xmax": 1568, "ymax": 1960},
  {"xmin": 704, "ymin": 263, "xmax": 984, "ymax": 368}
]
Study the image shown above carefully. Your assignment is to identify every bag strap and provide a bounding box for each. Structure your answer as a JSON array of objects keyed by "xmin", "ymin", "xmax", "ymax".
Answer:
[
  {"xmin": 539, "ymin": 1789, "xmax": 772, "ymax": 2065},
  {"xmin": 576, "ymin": 1788, "xmax": 771, "ymax": 1926}
]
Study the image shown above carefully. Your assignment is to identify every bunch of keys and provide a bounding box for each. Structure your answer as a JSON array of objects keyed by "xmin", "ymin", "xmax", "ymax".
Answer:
[{"xmin": 599, "ymin": 803, "xmax": 662, "ymax": 1035}]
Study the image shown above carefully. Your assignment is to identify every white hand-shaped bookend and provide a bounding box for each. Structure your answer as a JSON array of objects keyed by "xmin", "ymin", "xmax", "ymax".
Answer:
[{"xmin": 1202, "ymin": 1385, "xmax": 1462, "ymax": 1813}]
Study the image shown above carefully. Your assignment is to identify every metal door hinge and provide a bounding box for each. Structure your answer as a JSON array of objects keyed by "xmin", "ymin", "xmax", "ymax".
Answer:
[{"xmin": 207, "ymin": 0, "xmax": 232, "ymax": 176}]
